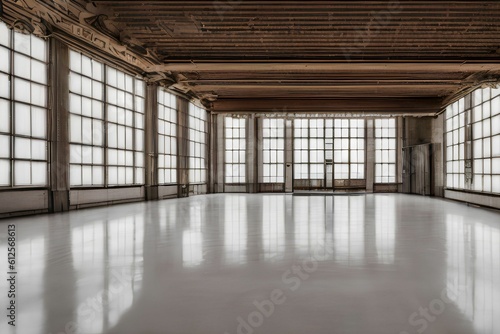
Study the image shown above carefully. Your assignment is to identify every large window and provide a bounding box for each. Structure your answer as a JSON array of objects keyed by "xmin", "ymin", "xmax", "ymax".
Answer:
[
  {"xmin": 375, "ymin": 119, "xmax": 397, "ymax": 183},
  {"xmin": 106, "ymin": 67, "xmax": 145, "ymax": 186},
  {"xmin": 158, "ymin": 89, "xmax": 177, "ymax": 184},
  {"xmin": 445, "ymin": 87, "xmax": 500, "ymax": 194},
  {"xmin": 262, "ymin": 119, "xmax": 285, "ymax": 183},
  {"xmin": 334, "ymin": 119, "xmax": 365, "ymax": 180},
  {"xmin": 69, "ymin": 51, "xmax": 104, "ymax": 186},
  {"xmin": 470, "ymin": 87, "xmax": 500, "ymax": 193},
  {"xmin": 0, "ymin": 22, "xmax": 48, "ymax": 187},
  {"xmin": 294, "ymin": 119, "xmax": 325, "ymax": 180},
  {"xmin": 445, "ymin": 99, "xmax": 467, "ymax": 190},
  {"xmin": 69, "ymin": 50, "xmax": 145, "ymax": 187},
  {"xmin": 225, "ymin": 117, "xmax": 246, "ymax": 184},
  {"xmin": 189, "ymin": 103, "xmax": 207, "ymax": 183}
]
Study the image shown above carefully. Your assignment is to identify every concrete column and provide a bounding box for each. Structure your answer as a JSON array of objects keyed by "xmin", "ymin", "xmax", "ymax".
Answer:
[
  {"xmin": 431, "ymin": 114, "xmax": 444, "ymax": 197},
  {"xmin": 247, "ymin": 114, "xmax": 257, "ymax": 193},
  {"xmin": 145, "ymin": 84, "xmax": 158, "ymax": 200},
  {"xmin": 177, "ymin": 98, "xmax": 190, "ymax": 196},
  {"xmin": 397, "ymin": 116, "xmax": 404, "ymax": 189},
  {"xmin": 365, "ymin": 119, "xmax": 375, "ymax": 193},
  {"xmin": 49, "ymin": 38, "xmax": 70, "ymax": 212},
  {"xmin": 215, "ymin": 114, "xmax": 225, "ymax": 193},
  {"xmin": 256, "ymin": 117, "xmax": 264, "ymax": 186},
  {"xmin": 285, "ymin": 119, "xmax": 293, "ymax": 192}
]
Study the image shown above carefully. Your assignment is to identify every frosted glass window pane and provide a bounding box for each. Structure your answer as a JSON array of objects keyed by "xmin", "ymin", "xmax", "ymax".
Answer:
[
  {"xmin": 492, "ymin": 158, "xmax": 500, "ymax": 174},
  {"xmin": 82, "ymin": 166, "xmax": 92, "ymax": 185},
  {"xmin": 81, "ymin": 56, "xmax": 92, "ymax": 77},
  {"xmin": 81, "ymin": 77, "xmax": 92, "ymax": 97},
  {"xmin": 0, "ymin": 22, "xmax": 11, "ymax": 47},
  {"xmin": 136, "ymin": 130, "xmax": 144, "ymax": 151},
  {"xmin": 14, "ymin": 53, "xmax": 30, "ymax": 80},
  {"xmin": 14, "ymin": 32, "xmax": 30, "ymax": 55},
  {"xmin": 31, "ymin": 107, "xmax": 46, "ymax": 138},
  {"xmin": 0, "ymin": 159, "xmax": 9, "ymax": 185},
  {"xmin": 70, "ymin": 165, "xmax": 81, "ymax": 186},
  {"xmin": 30, "ymin": 36, "xmax": 46, "ymax": 62},
  {"xmin": 81, "ymin": 118, "xmax": 92, "ymax": 144},
  {"xmin": 14, "ymin": 137, "xmax": 30, "ymax": 159},
  {"xmin": 31, "ymin": 161, "xmax": 46, "ymax": 185},
  {"xmin": 0, "ymin": 135, "xmax": 9, "ymax": 158},
  {"xmin": 92, "ymin": 62, "xmax": 102, "ymax": 81},
  {"xmin": 31, "ymin": 60, "xmax": 46, "ymax": 84},
  {"xmin": 0, "ymin": 47, "xmax": 9, "ymax": 73},
  {"xmin": 31, "ymin": 139, "xmax": 46, "ymax": 160},
  {"xmin": 492, "ymin": 176, "xmax": 500, "ymax": 194},
  {"xmin": 70, "ymin": 144, "xmax": 81, "ymax": 164},
  {"xmin": 14, "ymin": 161, "xmax": 30, "ymax": 185},
  {"xmin": 0, "ymin": 73, "xmax": 10, "ymax": 99},
  {"xmin": 493, "ymin": 136, "xmax": 500, "ymax": 157},
  {"xmin": 31, "ymin": 83, "xmax": 46, "ymax": 107},
  {"xmin": 69, "ymin": 73, "xmax": 81, "ymax": 94},
  {"xmin": 70, "ymin": 115, "xmax": 82, "ymax": 143},
  {"xmin": 15, "ymin": 103, "xmax": 30, "ymax": 136},
  {"xmin": 93, "ymin": 120, "xmax": 103, "ymax": 145},
  {"xmin": 93, "ymin": 81, "xmax": 103, "ymax": 100},
  {"xmin": 492, "ymin": 115, "xmax": 500, "ymax": 135},
  {"xmin": 14, "ymin": 79, "xmax": 31, "ymax": 103},
  {"xmin": 93, "ymin": 166, "xmax": 103, "ymax": 185},
  {"xmin": 69, "ymin": 51, "xmax": 81, "ymax": 72}
]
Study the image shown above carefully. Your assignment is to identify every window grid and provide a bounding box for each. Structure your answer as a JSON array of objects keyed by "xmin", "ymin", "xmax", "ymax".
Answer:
[
  {"xmin": 294, "ymin": 119, "xmax": 325, "ymax": 180},
  {"xmin": 334, "ymin": 119, "xmax": 365, "ymax": 180},
  {"xmin": 189, "ymin": 103, "xmax": 208, "ymax": 183},
  {"xmin": 225, "ymin": 117, "xmax": 246, "ymax": 184},
  {"xmin": 0, "ymin": 22, "xmax": 48, "ymax": 187},
  {"xmin": 375, "ymin": 119, "xmax": 397, "ymax": 183},
  {"xmin": 445, "ymin": 99, "xmax": 466, "ymax": 190},
  {"xmin": 158, "ymin": 89, "xmax": 178, "ymax": 184},
  {"xmin": 470, "ymin": 87, "xmax": 500, "ymax": 194},
  {"xmin": 106, "ymin": 67, "xmax": 145, "ymax": 186},
  {"xmin": 69, "ymin": 50, "xmax": 145, "ymax": 187},
  {"xmin": 262, "ymin": 119, "xmax": 285, "ymax": 183}
]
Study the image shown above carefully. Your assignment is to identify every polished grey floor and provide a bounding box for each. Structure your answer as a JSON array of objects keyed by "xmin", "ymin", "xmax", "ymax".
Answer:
[{"xmin": 0, "ymin": 194, "xmax": 499, "ymax": 334}]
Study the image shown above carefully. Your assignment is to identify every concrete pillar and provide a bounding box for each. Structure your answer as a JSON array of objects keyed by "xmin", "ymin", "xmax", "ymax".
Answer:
[
  {"xmin": 177, "ymin": 98, "xmax": 190, "ymax": 196},
  {"xmin": 247, "ymin": 114, "xmax": 257, "ymax": 193},
  {"xmin": 365, "ymin": 119, "xmax": 375, "ymax": 193},
  {"xmin": 285, "ymin": 119, "xmax": 293, "ymax": 192},
  {"xmin": 214, "ymin": 114, "xmax": 224, "ymax": 193},
  {"xmin": 256, "ymin": 117, "xmax": 264, "ymax": 188},
  {"xmin": 145, "ymin": 84, "xmax": 158, "ymax": 200},
  {"xmin": 49, "ymin": 38, "xmax": 70, "ymax": 212},
  {"xmin": 397, "ymin": 116, "xmax": 404, "ymax": 190},
  {"xmin": 431, "ymin": 114, "xmax": 444, "ymax": 197}
]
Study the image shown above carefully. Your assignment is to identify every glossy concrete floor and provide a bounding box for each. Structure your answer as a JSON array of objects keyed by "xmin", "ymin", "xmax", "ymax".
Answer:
[{"xmin": 0, "ymin": 194, "xmax": 499, "ymax": 334}]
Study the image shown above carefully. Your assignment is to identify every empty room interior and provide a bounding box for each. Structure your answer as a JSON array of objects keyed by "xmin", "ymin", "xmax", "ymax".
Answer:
[{"xmin": 1, "ymin": 1, "xmax": 500, "ymax": 333}]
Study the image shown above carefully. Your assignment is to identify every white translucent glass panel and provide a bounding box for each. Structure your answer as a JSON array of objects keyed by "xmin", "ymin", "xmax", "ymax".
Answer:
[
  {"xmin": 469, "ymin": 87, "xmax": 500, "ymax": 194},
  {"xmin": 0, "ymin": 21, "xmax": 48, "ymax": 187},
  {"xmin": 334, "ymin": 119, "xmax": 365, "ymax": 180},
  {"xmin": 375, "ymin": 118, "xmax": 397, "ymax": 183},
  {"xmin": 69, "ymin": 50, "xmax": 105, "ymax": 187},
  {"xmin": 189, "ymin": 103, "xmax": 207, "ymax": 183},
  {"xmin": 262, "ymin": 119, "xmax": 285, "ymax": 183},
  {"xmin": 445, "ymin": 99, "xmax": 466, "ymax": 189},
  {"xmin": 106, "ymin": 67, "xmax": 145, "ymax": 186},
  {"xmin": 293, "ymin": 119, "xmax": 310, "ymax": 180},
  {"xmin": 69, "ymin": 50, "xmax": 145, "ymax": 187},
  {"xmin": 158, "ymin": 89, "xmax": 178, "ymax": 184},
  {"xmin": 225, "ymin": 117, "xmax": 246, "ymax": 184}
]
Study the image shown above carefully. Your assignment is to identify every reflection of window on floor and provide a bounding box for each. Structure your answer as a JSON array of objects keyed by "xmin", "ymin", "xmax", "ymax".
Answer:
[
  {"xmin": 224, "ymin": 196, "xmax": 247, "ymax": 265},
  {"xmin": 333, "ymin": 196, "xmax": 365, "ymax": 265},
  {"xmin": 293, "ymin": 197, "xmax": 326, "ymax": 256},
  {"xmin": 262, "ymin": 196, "xmax": 285, "ymax": 261},
  {"xmin": 446, "ymin": 215, "xmax": 500, "ymax": 332},
  {"xmin": 375, "ymin": 196, "xmax": 395, "ymax": 264},
  {"xmin": 183, "ymin": 200, "xmax": 204, "ymax": 267}
]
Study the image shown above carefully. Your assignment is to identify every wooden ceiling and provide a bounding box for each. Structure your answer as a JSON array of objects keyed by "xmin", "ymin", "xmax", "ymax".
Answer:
[{"xmin": 89, "ymin": 0, "xmax": 500, "ymax": 114}]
